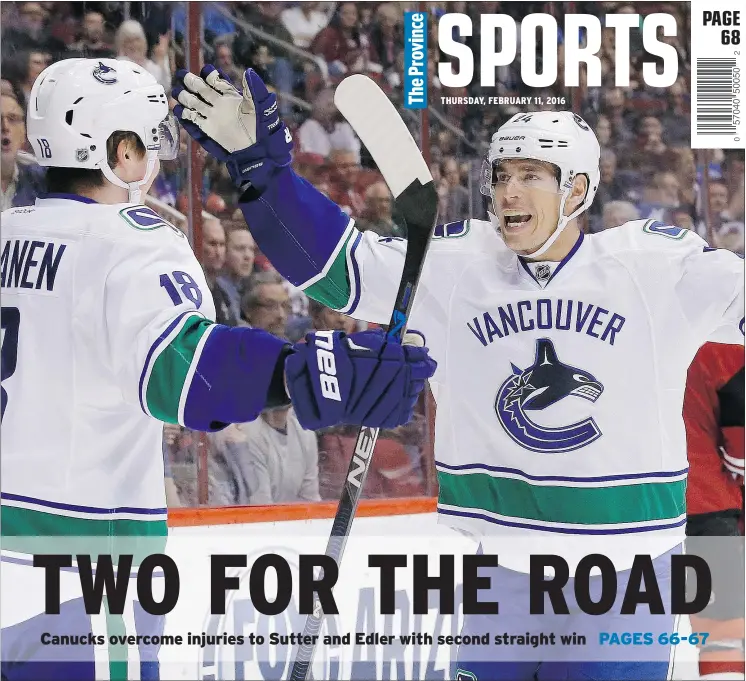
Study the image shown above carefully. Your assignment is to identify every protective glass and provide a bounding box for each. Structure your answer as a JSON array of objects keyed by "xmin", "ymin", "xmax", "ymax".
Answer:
[{"xmin": 152, "ymin": 112, "xmax": 180, "ymax": 161}]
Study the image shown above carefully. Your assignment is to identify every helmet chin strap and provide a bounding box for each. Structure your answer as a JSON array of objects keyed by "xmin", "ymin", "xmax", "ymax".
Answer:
[{"xmin": 99, "ymin": 151, "xmax": 158, "ymax": 204}]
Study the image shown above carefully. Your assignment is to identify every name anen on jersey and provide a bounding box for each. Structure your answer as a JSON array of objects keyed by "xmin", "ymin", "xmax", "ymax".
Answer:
[
  {"xmin": 469, "ymin": 298, "xmax": 626, "ymax": 348},
  {"xmin": 0, "ymin": 238, "xmax": 67, "ymax": 291}
]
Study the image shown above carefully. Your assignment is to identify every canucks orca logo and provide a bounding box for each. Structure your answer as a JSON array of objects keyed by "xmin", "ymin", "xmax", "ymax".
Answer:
[
  {"xmin": 92, "ymin": 61, "xmax": 117, "ymax": 84},
  {"xmin": 495, "ymin": 338, "xmax": 604, "ymax": 453}
]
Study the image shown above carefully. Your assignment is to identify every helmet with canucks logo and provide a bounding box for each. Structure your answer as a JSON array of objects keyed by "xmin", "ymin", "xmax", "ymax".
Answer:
[
  {"xmin": 26, "ymin": 58, "xmax": 179, "ymax": 203},
  {"xmin": 480, "ymin": 111, "xmax": 601, "ymax": 258}
]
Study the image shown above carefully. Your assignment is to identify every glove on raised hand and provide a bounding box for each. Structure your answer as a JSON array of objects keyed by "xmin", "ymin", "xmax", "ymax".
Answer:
[
  {"xmin": 285, "ymin": 329, "xmax": 437, "ymax": 431},
  {"xmin": 172, "ymin": 65, "xmax": 292, "ymax": 192}
]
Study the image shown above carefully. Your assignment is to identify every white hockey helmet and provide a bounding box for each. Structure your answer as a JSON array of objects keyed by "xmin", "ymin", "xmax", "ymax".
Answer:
[
  {"xmin": 480, "ymin": 111, "xmax": 600, "ymax": 258},
  {"xmin": 27, "ymin": 58, "xmax": 179, "ymax": 203}
]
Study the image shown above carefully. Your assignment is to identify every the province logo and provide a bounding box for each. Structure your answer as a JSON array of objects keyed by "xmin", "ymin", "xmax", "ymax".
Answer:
[
  {"xmin": 495, "ymin": 338, "xmax": 604, "ymax": 453},
  {"xmin": 199, "ymin": 547, "xmax": 343, "ymax": 681}
]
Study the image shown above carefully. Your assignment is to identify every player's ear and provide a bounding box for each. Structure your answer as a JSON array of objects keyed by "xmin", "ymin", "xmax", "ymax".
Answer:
[
  {"xmin": 564, "ymin": 174, "xmax": 588, "ymax": 216},
  {"xmin": 112, "ymin": 134, "xmax": 144, "ymax": 170}
]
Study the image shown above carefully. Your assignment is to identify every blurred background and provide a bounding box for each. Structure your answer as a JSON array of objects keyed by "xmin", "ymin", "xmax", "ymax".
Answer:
[{"xmin": 1, "ymin": 1, "xmax": 743, "ymax": 508}]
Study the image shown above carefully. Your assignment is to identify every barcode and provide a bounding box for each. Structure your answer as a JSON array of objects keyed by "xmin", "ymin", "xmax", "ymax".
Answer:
[{"xmin": 695, "ymin": 58, "xmax": 737, "ymax": 135}]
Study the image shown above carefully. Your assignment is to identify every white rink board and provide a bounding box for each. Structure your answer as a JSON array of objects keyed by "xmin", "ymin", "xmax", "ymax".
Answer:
[{"xmin": 159, "ymin": 513, "xmax": 700, "ymax": 681}]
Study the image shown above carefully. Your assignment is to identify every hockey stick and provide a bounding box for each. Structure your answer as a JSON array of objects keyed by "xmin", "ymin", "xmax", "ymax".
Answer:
[{"xmin": 288, "ymin": 75, "xmax": 438, "ymax": 681}]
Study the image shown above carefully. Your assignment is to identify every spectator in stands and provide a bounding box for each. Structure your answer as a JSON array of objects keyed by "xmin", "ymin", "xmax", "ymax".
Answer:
[
  {"xmin": 595, "ymin": 114, "xmax": 612, "ymax": 147},
  {"xmin": 292, "ymin": 151, "xmax": 326, "ymax": 185},
  {"xmin": 237, "ymin": 2, "xmax": 296, "ymax": 49},
  {"xmin": 284, "ymin": 278, "xmax": 310, "ymax": 329},
  {"xmin": 355, "ymin": 181, "xmax": 405, "ymax": 237},
  {"xmin": 310, "ymin": 2, "xmax": 381, "ymax": 79},
  {"xmin": 206, "ymin": 423, "xmax": 253, "ymax": 506},
  {"xmin": 280, "ymin": 1, "xmax": 329, "ymax": 49},
  {"xmin": 326, "ymin": 148, "xmax": 365, "ymax": 216},
  {"xmin": 639, "ymin": 115, "xmax": 665, "ymax": 146},
  {"xmin": 708, "ymin": 179, "xmax": 732, "ymax": 223},
  {"xmin": 202, "ymin": 217, "xmax": 238, "ymax": 326},
  {"xmin": 660, "ymin": 80, "xmax": 690, "ymax": 144},
  {"xmin": 240, "ymin": 271, "xmax": 291, "ymax": 338},
  {"xmin": 1, "ymin": 94, "xmax": 45, "ymax": 210},
  {"xmin": 600, "ymin": 87, "xmax": 634, "ymax": 145},
  {"xmin": 638, "ymin": 170, "xmax": 681, "ymax": 221},
  {"xmin": 1, "ymin": 2, "xmax": 65, "ymax": 61},
  {"xmin": 439, "ymin": 156, "xmax": 470, "ymax": 223},
  {"xmin": 368, "ymin": 3, "xmax": 402, "ymax": 88},
  {"xmin": 666, "ymin": 145, "xmax": 698, "ymax": 209},
  {"xmin": 1, "ymin": 80, "xmax": 14, "ymax": 98},
  {"xmin": 218, "ymin": 222, "xmax": 256, "ymax": 322},
  {"xmin": 698, "ymin": 179, "xmax": 746, "ymax": 252},
  {"xmin": 590, "ymin": 149, "xmax": 628, "ymax": 229},
  {"xmin": 723, "ymin": 151, "xmax": 746, "ymax": 222},
  {"xmin": 286, "ymin": 295, "xmax": 358, "ymax": 345},
  {"xmin": 624, "ymin": 115, "xmax": 668, "ymax": 177},
  {"xmin": 671, "ymin": 207, "xmax": 696, "ymax": 232},
  {"xmin": 236, "ymin": 404, "xmax": 321, "ymax": 505},
  {"xmin": 243, "ymin": 42, "xmax": 273, "ymax": 84},
  {"xmin": 599, "ymin": 149, "xmax": 624, "ymax": 199},
  {"xmin": 310, "ymin": 299, "xmax": 357, "ymax": 334},
  {"xmin": 602, "ymin": 200, "xmax": 640, "ymax": 230},
  {"xmin": 162, "ymin": 424, "xmax": 183, "ymax": 507},
  {"xmin": 297, "ymin": 88, "xmax": 361, "ymax": 162},
  {"xmin": 317, "ymin": 418, "xmax": 426, "ymax": 500},
  {"xmin": 16, "ymin": 49, "xmax": 50, "ymax": 109},
  {"xmin": 213, "ymin": 36, "xmax": 244, "ymax": 86},
  {"xmin": 68, "ymin": 11, "xmax": 114, "ymax": 59},
  {"xmin": 234, "ymin": 3, "xmax": 296, "ymax": 114},
  {"xmin": 115, "ymin": 19, "xmax": 171, "ymax": 91}
]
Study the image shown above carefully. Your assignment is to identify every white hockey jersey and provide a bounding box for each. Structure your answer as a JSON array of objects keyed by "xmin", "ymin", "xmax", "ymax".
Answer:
[
  {"xmin": 0, "ymin": 196, "xmax": 215, "ymax": 542},
  {"xmin": 300, "ymin": 218, "xmax": 744, "ymax": 565}
]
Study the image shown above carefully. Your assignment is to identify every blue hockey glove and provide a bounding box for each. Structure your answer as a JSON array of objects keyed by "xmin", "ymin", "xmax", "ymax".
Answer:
[
  {"xmin": 172, "ymin": 65, "xmax": 292, "ymax": 192},
  {"xmin": 284, "ymin": 329, "xmax": 437, "ymax": 431}
]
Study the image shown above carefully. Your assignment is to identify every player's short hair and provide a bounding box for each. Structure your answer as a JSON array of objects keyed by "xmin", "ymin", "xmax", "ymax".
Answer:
[{"xmin": 45, "ymin": 131, "xmax": 146, "ymax": 194}]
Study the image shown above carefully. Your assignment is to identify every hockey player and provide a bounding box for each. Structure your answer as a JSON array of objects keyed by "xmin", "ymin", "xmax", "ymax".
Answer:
[
  {"xmin": 173, "ymin": 66, "xmax": 744, "ymax": 680},
  {"xmin": 0, "ymin": 59, "xmax": 436, "ymax": 681},
  {"xmin": 684, "ymin": 342, "xmax": 745, "ymax": 681}
]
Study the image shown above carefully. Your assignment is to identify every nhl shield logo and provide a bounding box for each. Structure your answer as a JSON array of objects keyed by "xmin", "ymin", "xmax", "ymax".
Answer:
[
  {"xmin": 535, "ymin": 264, "xmax": 551, "ymax": 281},
  {"xmin": 92, "ymin": 61, "xmax": 117, "ymax": 84},
  {"xmin": 76, "ymin": 148, "xmax": 89, "ymax": 163},
  {"xmin": 495, "ymin": 338, "xmax": 604, "ymax": 453}
]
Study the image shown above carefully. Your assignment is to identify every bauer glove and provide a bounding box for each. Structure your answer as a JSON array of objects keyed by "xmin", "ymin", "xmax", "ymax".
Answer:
[{"xmin": 284, "ymin": 329, "xmax": 436, "ymax": 431}]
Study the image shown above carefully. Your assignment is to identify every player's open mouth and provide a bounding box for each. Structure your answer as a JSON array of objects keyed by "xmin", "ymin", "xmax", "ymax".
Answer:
[
  {"xmin": 503, "ymin": 212, "xmax": 533, "ymax": 231},
  {"xmin": 1, "ymin": 137, "xmax": 11, "ymax": 152}
]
